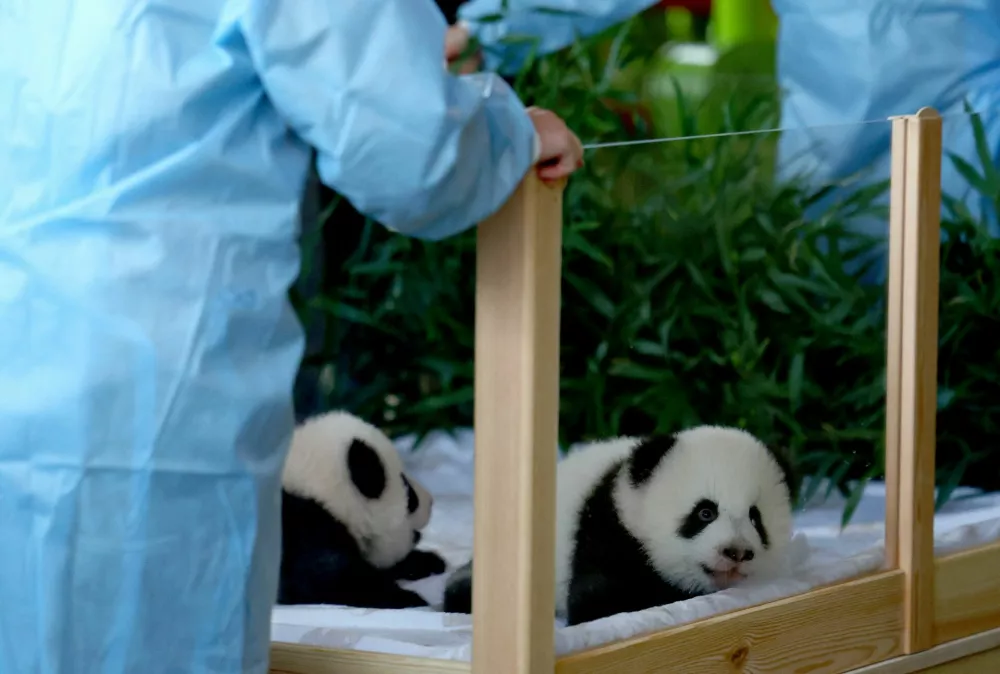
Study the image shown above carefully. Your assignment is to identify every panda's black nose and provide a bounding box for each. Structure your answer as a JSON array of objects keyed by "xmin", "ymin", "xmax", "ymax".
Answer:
[
  {"xmin": 413, "ymin": 530, "xmax": 422, "ymax": 545},
  {"xmin": 722, "ymin": 546, "xmax": 754, "ymax": 562}
]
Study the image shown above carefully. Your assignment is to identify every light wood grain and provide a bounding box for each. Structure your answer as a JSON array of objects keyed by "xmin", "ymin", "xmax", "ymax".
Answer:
[
  {"xmin": 883, "ymin": 114, "xmax": 908, "ymax": 570},
  {"xmin": 265, "ymin": 538, "xmax": 1000, "ymax": 674},
  {"xmin": 934, "ymin": 541, "xmax": 1000, "ymax": 645},
  {"xmin": 850, "ymin": 626, "xmax": 1000, "ymax": 673},
  {"xmin": 556, "ymin": 571, "xmax": 904, "ymax": 674},
  {"xmin": 269, "ymin": 643, "xmax": 468, "ymax": 674},
  {"xmin": 895, "ymin": 107, "xmax": 944, "ymax": 655},
  {"xmin": 472, "ymin": 174, "xmax": 564, "ymax": 674}
]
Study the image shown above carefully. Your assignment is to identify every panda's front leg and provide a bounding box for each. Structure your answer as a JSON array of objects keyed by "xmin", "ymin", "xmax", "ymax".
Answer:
[
  {"xmin": 390, "ymin": 549, "xmax": 448, "ymax": 581},
  {"xmin": 279, "ymin": 553, "xmax": 430, "ymax": 609},
  {"xmin": 566, "ymin": 572, "xmax": 655, "ymax": 626},
  {"xmin": 363, "ymin": 576, "xmax": 430, "ymax": 609},
  {"xmin": 441, "ymin": 560, "xmax": 473, "ymax": 614}
]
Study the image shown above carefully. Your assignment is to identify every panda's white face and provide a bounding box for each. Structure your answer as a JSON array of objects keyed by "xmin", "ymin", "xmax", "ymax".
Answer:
[
  {"xmin": 282, "ymin": 411, "xmax": 434, "ymax": 569},
  {"xmin": 615, "ymin": 426, "xmax": 794, "ymax": 595}
]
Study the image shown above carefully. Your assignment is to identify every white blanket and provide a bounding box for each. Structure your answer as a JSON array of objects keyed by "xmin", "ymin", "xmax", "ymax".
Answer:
[{"xmin": 270, "ymin": 429, "xmax": 1000, "ymax": 660}]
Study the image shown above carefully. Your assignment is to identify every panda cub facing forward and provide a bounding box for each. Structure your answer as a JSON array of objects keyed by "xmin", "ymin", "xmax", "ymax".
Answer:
[
  {"xmin": 443, "ymin": 425, "xmax": 796, "ymax": 625},
  {"xmin": 555, "ymin": 425, "xmax": 796, "ymax": 624},
  {"xmin": 279, "ymin": 411, "xmax": 447, "ymax": 608}
]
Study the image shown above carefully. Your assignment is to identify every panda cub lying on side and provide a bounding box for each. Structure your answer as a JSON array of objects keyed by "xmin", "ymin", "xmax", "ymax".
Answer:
[
  {"xmin": 278, "ymin": 411, "xmax": 447, "ymax": 608},
  {"xmin": 443, "ymin": 425, "xmax": 798, "ymax": 625}
]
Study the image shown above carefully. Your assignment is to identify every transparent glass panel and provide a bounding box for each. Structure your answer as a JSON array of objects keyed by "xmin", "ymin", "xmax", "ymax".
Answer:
[
  {"xmin": 280, "ymin": 119, "xmax": 898, "ymax": 660},
  {"xmin": 278, "ymin": 4, "xmax": 1000, "ymax": 663},
  {"xmin": 933, "ymin": 107, "xmax": 1000, "ymax": 551},
  {"xmin": 514, "ymin": 9, "xmax": 782, "ymax": 146},
  {"xmin": 553, "ymin": 117, "xmax": 893, "ymax": 642}
]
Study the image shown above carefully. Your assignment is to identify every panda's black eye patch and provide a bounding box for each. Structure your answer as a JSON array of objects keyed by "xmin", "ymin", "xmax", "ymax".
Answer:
[
  {"xmin": 403, "ymin": 474, "xmax": 419, "ymax": 514},
  {"xmin": 749, "ymin": 505, "xmax": 770, "ymax": 548},
  {"xmin": 347, "ymin": 439, "xmax": 386, "ymax": 500},
  {"xmin": 678, "ymin": 499, "xmax": 718, "ymax": 539}
]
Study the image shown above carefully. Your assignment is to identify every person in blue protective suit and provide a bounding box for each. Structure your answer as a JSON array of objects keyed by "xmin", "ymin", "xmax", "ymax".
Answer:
[
  {"xmin": 448, "ymin": 0, "xmax": 662, "ymax": 75},
  {"xmin": 0, "ymin": 1, "xmax": 583, "ymax": 673}
]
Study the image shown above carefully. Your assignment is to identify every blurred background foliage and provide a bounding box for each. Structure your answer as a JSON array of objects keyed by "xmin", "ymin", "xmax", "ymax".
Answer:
[{"xmin": 289, "ymin": 6, "xmax": 1000, "ymax": 523}]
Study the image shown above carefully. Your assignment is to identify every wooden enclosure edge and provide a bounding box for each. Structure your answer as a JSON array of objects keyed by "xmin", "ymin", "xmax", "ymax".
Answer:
[{"xmin": 267, "ymin": 542, "xmax": 1000, "ymax": 674}]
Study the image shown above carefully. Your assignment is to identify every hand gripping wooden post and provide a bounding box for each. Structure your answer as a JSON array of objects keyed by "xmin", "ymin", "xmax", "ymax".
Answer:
[
  {"xmin": 884, "ymin": 108, "xmax": 943, "ymax": 655},
  {"xmin": 472, "ymin": 174, "xmax": 565, "ymax": 674}
]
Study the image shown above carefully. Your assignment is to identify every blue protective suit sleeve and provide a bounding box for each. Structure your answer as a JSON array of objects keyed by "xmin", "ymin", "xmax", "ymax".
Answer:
[
  {"xmin": 458, "ymin": 0, "xmax": 660, "ymax": 74},
  {"xmin": 240, "ymin": 0, "xmax": 538, "ymax": 241}
]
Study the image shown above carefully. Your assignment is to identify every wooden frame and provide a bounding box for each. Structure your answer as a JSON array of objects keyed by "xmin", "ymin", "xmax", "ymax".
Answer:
[
  {"xmin": 270, "ymin": 108, "xmax": 1000, "ymax": 673},
  {"xmin": 470, "ymin": 172, "xmax": 563, "ymax": 674}
]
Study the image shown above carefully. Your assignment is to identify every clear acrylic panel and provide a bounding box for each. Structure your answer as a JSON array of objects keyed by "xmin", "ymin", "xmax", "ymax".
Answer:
[
  {"xmin": 282, "ymin": 118, "xmax": 909, "ymax": 661},
  {"xmin": 933, "ymin": 107, "xmax": 1000, "ymax": 550},
  {"xmin": 280, "ymin": 6, "xmax": 1000, "ymax": 662},
  {"xmin": 513, "ymin": 8, "xmax": 782, "ymax": 147},
  {"xmin": 562, "ymin": 115, "xmax": 894, "ymax": 619}
]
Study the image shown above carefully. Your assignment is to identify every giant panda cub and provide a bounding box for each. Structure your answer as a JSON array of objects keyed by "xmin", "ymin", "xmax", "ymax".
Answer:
[
  {"xmin": 443, "ymin": 425, "xmax": 797, "ymax": 625},
  {"xmin": 278, "ymin": 410, "xmax": 448, "ymax": 608}
]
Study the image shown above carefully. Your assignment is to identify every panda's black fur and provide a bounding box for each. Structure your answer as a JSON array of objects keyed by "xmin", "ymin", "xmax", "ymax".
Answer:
[
  {"xmin": 278, "ymin": 490, "xmax": 445, "ymax": 608},
  {"xmin": 277, "ymin": 411, "xmax": 447, "ymax": 608},
  {"xmin": 443, "ymin": 426, "xmax": 798, "ymax": 625},
  {"xmin": 441, "ymin": 452, "xmax": 701, "ymax": 623},
  {"xmin": 559, "ymin": 454, "xmax": 702, "ymax": 624}
]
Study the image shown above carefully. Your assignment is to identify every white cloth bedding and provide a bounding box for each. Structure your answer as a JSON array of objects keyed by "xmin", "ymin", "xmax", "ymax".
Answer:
[{"xmin": 270, "ymin": 429, "xmax": 1000, "ymax": 660}]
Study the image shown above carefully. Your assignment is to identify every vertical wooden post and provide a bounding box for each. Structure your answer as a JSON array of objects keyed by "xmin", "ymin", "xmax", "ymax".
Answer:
[
  {"xmin": 472, "ymin": 174, "xmax": 564, "ymax": 674},
  {"xmin": 885, "ymin": 107, "xmax": 943, "ymax": 654},
  {"xmin": 884, "ymin": 114, "xmax": 907, "ymax": 571}
]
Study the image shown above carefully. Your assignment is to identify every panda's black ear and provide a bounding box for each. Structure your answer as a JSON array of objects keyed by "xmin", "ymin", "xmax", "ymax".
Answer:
[
  {"xmin": 767, "ymin": 444, "xmax": 801, "ymax": 506},
  {"xmin": 628, "ymin": 434, "xmax": 677, "ymax": 487},
  {"xmin": 347, "ymin": 439, "xmax": 387, "ymax": 500}
]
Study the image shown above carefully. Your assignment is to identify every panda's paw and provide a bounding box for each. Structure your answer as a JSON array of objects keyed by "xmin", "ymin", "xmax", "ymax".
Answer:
[
  {"xmin": 410, "ymin": 550, "xmax": 448, "ymax": 578},
  {"xmin": 392, "ymin": 588, "xmax": 430, "ymax": 609},
  {"xmin": 391, "ymin": 550, "xmax": 448, "ymax": 581},
  {"xmin": 442, "ymin": 574, "xmax": 473, "ymax": 614}
]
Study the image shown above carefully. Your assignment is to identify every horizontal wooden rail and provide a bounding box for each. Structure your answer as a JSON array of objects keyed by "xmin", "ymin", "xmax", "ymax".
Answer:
[
  {"xmin": 933, "ymin": 541, "xmax": 1000, "ymax": 645},
  {"xmin": 852, "ymin": 626, "xmax": 1000, "ymax": 673},
  {"xmin": 555, "ymin": 571, "xmax": 904, "ymax": 674},
  {"xmin": 270, "ymin": 645, "xmax": 469, "ymax": 674},
  {"xmin": 269, "ymin": 539, "xmax": 1000, "ymax": 674}
]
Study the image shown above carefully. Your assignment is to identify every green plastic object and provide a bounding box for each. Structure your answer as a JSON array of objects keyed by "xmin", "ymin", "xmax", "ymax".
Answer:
[
  {"xmin": 665, "ymin": 6, "xmax": 695, "ymax": 42},
  {"xmin": 712, "ymin": 0, "xmax": 777, "ymax": 49}
]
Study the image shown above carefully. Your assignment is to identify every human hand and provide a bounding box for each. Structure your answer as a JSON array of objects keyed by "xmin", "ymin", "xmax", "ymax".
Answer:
[
  {"xmin": 527, "ymin": 107, "xmax": 585, "ymax": 183},
  {"xmin": 445, "ymin": 23, "xmax": 482, "ymax": 74}
]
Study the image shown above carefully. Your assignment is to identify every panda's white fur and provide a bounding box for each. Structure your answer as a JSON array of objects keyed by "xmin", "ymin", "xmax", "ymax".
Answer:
[
  {"xmin": 282, "ymin": 410, "xmax": 433, "ymax": 569},
  {"xmin": 553, "ymin": 425, "xmax": 794, "ymax": 618},
  {"xmin": 442, "ymin": 424, "xmax": 795, "ymax": 623}
]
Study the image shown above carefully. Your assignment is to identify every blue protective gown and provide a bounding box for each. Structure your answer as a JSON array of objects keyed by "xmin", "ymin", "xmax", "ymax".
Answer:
[
  {"xmin": 0, "ymin": 1, "xmax": 536, "ymax": 673},
  {"xmin": 459, "ymin": 0, "xmax": 661, "ymax": 74},
  {"xmin": 773, "ymin": 0, "xmax": 1000, "ymax": 240}
]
